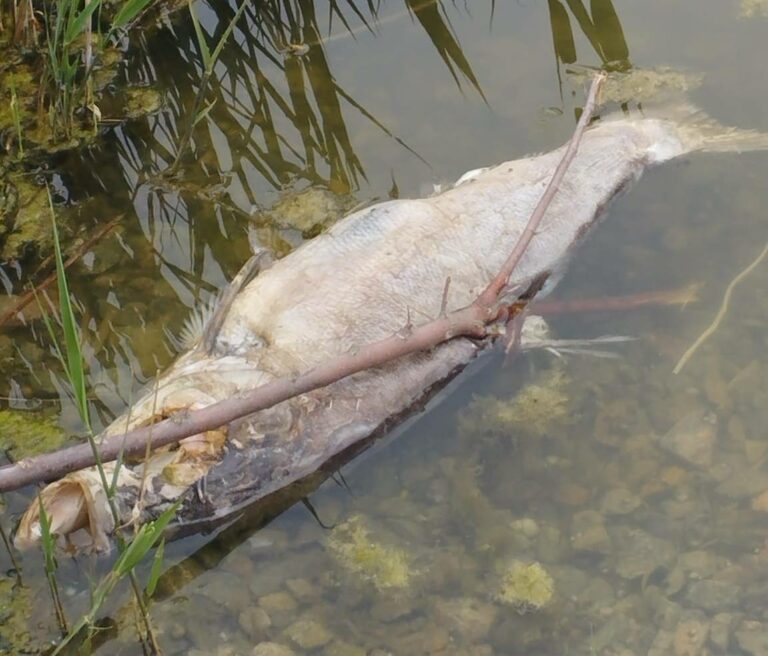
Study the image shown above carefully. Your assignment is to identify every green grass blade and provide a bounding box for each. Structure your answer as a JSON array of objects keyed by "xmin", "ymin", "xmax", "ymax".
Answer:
[
  {"xmin": 37, "ymin": 495, "xmax": 57, "ymax": 575},
  {"xmin": 146, "ymin": 538, "xmax": 165, "ymax": 597},
  {"xmin": 189, "ymin": 0, "xmax": 212, "ymax": 69},
  {"xmin": 47, "ymin": 187, "xmax": 90, "ymax": 431},
  {"xmin": 208, "ymin": 0, "xmax": 249, "ymax": 68},
  {"xmin": 52, "ymin": 503, "xmax": 178, "ymax": 654},
  {"xmin": 64, "ymin": 0, "xmax": 102, "ymax": 45},
  {"xmin": 110, "ymin": 0, "xmax": 153, "ymax": 32},
  {"xmin": 117, "ymin": 502, "xmax": 179, "ymax": 575}
]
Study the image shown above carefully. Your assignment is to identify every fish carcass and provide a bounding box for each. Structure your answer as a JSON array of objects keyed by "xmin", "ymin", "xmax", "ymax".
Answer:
[{"xmin": 16, "ymin": 105, "xmax": 768, "ymax": 552}]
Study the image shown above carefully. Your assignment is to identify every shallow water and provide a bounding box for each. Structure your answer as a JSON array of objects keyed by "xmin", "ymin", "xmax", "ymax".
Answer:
[{"xmin": 3, "ymin": 0, "xmax": 768, "ymax": 654}]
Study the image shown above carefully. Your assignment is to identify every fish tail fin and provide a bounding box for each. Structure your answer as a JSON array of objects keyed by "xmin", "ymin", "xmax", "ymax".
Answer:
[
  {"xmin": 644, "ymin": 102, "xmax": 768, "ymax": 155},
  {"xmin": 694, "ymin": 123, "xmax": 768, "ymax": 153}
]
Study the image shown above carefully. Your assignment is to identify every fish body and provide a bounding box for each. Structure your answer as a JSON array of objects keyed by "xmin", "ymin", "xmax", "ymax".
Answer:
[{"xmin": 16, "ymin": 106, "xmax": 768, "ymax": 551}]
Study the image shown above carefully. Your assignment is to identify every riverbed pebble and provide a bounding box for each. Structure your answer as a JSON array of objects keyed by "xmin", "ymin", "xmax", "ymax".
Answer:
[
  {"xmin": 252, "ymin": 643, "xmax": 296, "ymax": 656},
  {"xmin": 284, "ymin": 618, "xmax": 333, "ymax": 649}
]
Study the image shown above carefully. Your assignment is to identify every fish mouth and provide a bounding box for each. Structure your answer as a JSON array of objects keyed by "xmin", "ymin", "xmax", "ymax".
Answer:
[{"xmin": 13, "ymin": 393, "xmax": 231, "ymax": 553}]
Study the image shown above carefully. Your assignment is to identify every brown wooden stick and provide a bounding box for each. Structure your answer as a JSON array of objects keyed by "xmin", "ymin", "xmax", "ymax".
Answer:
[
  {"xmin": 530, "ymin": 284, "xmax": 700, "ymax": 315},
  {"xmin": 477, "ymin": 75, "xmax": 605, "ymax": 307},
  {"xmin": 0, "ymin": 75, "xmax": 605, "ymax": 494}
]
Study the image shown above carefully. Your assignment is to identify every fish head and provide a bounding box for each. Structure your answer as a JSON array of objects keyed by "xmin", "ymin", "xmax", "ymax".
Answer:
[{"xmin": 14, "ymin": 352, "xmax": 274, "ymax": 553}]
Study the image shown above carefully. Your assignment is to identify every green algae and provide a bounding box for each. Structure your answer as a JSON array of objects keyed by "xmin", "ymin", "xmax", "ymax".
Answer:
[
  {"xmin": 568, "ymin": 65, "xmax": 703, "ymax": 105},
  {"xmin": 255, "ymin": 186, "xmax": 357, "ymax": 239},
  {"xmin": 740, "ymin": 0, "xmax": 768, "ymax": 17},
  {"xmin": 0, "ymin": 577, "xmax": 34, "ymax": 654},
  {"xmin": 327, "ymin": 516, "xmax": 412, "ymax": 590},
  {"xmin": 496, "ymin": 561, "xmax": 554, "ymax": 613},
  {"xmin": 123, "ymin": 86, "xmax": 163, "ymax": 119},
  {"xmin": 0, "ymin": 170, "xmax": 53, "ymax": 261},
  {"xmin": 0, "ymin": 409, "xmax": 67, "ymax": 459},
  {"xmin": 459, "ymin": 368, "xmax": 571, "ymax": 438}
]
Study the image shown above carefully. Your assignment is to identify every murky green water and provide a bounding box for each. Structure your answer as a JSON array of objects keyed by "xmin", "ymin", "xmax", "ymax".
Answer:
[{"xmin": 3, "ymin": 0, "xmax": 768, "ymax": 654}]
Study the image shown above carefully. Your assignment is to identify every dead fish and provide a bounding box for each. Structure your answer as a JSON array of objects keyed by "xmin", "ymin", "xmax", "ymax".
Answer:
[{"xmin": 16, "ymin": 104, "xmax": 768, "ymax": 552}]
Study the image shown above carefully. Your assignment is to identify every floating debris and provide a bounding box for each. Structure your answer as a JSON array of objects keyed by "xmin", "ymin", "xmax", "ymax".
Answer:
[
  {"xmin": 327, "ymin": 516, "xmax": 412, "ymax": 590},
  {"xmin": 496, "ymin": 561, "xmax": 554, "ymax": 613}
]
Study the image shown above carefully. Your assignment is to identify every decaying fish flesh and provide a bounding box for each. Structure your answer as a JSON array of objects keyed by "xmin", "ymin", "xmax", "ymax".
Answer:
[{"xmin": 16, "ymin": 104, "xmax": 768, "ymax": 552}]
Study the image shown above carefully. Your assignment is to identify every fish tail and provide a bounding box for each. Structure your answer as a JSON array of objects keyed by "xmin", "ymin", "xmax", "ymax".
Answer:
[
  {"xmin": 694, "ymin": 124, "xmax": 768, "ymax": 153},
  {"xmin": 655, "ymin": 102, "xmax": 768, "ymax": 154}
]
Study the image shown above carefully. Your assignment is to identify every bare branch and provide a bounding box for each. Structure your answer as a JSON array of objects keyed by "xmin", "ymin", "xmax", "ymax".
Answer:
[{"xmin": 478, "ymin": 73, "xmax": 605, "ymax": 307}]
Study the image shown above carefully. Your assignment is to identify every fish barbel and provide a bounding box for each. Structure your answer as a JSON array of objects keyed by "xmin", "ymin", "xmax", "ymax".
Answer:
[{"xmin": 16, "ymin": 105, "xmax": 768, "ymax": 552}]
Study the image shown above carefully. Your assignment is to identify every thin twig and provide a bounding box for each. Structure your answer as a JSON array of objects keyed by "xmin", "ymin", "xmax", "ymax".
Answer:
[
  {"xmin": 478, "ymin": 72, "xmax": 605, "ymax": 307},
  {"xmin": 531, "ymin": 284, "xmax": 699, "ymax": 316},
  {"xmin": 673, "ymin": 242, "xmax": 768, "ymax": 374},
  {"xmin": 0, "ymin": 75, "xmax": 605, "ymax": 494}
]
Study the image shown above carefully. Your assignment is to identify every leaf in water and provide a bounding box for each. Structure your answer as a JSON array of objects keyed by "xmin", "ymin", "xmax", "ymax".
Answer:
[
  {"xmin": 562, "ymin": 0, "xmax": 603, "ymax": 62},
  {"xmin": 590, "ymin": 0, "xmax": 629, "ymax": 66},
  {"xmin": 404, "ymin": 0, "xmax": 485, "ymax": 101},
  {"xmin": 548, "ymin": 0, "xmax": 577, "ymax": 64}
]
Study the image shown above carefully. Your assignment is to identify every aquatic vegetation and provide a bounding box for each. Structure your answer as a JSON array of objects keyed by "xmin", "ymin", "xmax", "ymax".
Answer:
[
  {"xmin": 0, "ymin": 170, "xmax": 60, "ymax": 262},
  {"xmin": 496, "ymin": 561, "xmax": 555, "ymax": 613},
  {"xmin": 0, "ymin": 0, "xmax": 150, "ymax": 158},
  {"xmin": 740, "ymin": 0, "xmax": 768, "ymax": 17},
  {"xmin": 0, "ymin": 409, "xmax": 67, "ymax": 460},
  {"xmin": 255, "ymin": 185, "xmax": 357, "ymax": 238},
  {"xmin": 459, "ymin": 368, "xmax": 572, "ymax": 438},
  {"xmin": 327, "ymin": 516, "xmax": 413, "ymax": 590},
  {"xmin": 568, "ymin": 65, "xmax": 703, "ymax": 105},
  {"xmin": 123, "ymin": 86, "xmax": 164, "ymax": 120},
  {"xmin": 0, "ymin": 577, "xmax": 35, "ymax": 653}
]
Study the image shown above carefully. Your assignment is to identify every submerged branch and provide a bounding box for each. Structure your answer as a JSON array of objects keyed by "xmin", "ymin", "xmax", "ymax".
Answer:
[
  {"xmin": 673, "ymin": 241, "xmax": 768, "ymax": 374},
  {"xmin": 0, "ymin": 74, "xmax": 605, "ymax": 494}
]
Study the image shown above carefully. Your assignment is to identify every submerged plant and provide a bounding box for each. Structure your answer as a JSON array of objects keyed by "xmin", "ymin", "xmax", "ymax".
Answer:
[
  {"xmin": 327, "ymin": 515, "xmax": 413, "ymax": 590},
  {"xmin": 496, "ymin": 561, "xmax": 554, "ymax": 613},
  {"xmin": 0, "ymin": 409, "xmax": 67, "ymax": 459},
  {"xmin": 460, "ymin": 368, "xmax": 572, "ymax": 438}
]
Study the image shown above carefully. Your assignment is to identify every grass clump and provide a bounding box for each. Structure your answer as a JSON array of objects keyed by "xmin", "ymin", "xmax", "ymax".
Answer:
[
  {"xmin": 496, "ymin": 561, "xmax": 554, "ymax": 613},
  {"xmin": 327, "ymin": 515, "xmax": 412, "ymax": 590}
]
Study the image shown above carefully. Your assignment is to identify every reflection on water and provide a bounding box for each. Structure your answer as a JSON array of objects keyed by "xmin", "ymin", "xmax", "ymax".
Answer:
[{"xmin": 3, "ymin": 0, "xmax": 768, "ymax": 653}]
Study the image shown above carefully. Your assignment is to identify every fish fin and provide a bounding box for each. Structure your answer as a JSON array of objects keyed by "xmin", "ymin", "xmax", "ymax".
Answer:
[
  {"xmin": 635, "ymin": 101, "xmax": 768, "ymax": 154},
  {"xmin": 201, "ymin": 250, "xmax": 273, "ymax": 353},
  {"xmin": 168, "ymin": 293, "xmax": 220, "ymax": 352},
  {"xmin": 168, "ymin": 250, "xmax": 274, "ymax": 354}
]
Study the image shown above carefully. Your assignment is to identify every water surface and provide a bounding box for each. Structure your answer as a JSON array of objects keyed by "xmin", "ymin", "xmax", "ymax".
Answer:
[{"xmin": 2, "ymin": 1, "xmax": 768, "ymax": 654}]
